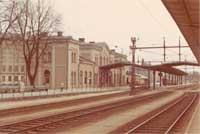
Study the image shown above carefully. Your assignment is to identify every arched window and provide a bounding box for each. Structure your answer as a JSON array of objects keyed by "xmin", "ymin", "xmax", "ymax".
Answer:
[
  {"xmin": 89, "ymin": 72, "xmax": 92, "ymax": 85},
  {"xmin": 80, "ymin": 71, "xmax": 83, "ymax": 86},
  {"xmin": 74, "ymin": 72, "xmax": 76, "ymax": 87},
  {"xmin": 44, "ymin": 70, "xmax": 50, "ymax": 84},
  {"xmin": 71, "ymin": 52, "xmax": 74, "ymax": 63},
  {"xmin": 71, "ymin": 71, "xmax": 73, "ymax": 87},
  {"xmin": 84, "ymin": 71, "xmax": 87, "ymax": 84},
  {"xmin": 100, "ymin": 56, "xmax": 102, "ymax": 66}
]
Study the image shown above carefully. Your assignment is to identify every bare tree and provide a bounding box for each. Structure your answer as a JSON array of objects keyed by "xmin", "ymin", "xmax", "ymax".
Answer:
[
  {"xmin": 13, "ymin": 0, "xmax": 61, "ymax": 87},
  {"xmin": 0, "ymin": 0, "xmax": 18, "ymax": 45}
]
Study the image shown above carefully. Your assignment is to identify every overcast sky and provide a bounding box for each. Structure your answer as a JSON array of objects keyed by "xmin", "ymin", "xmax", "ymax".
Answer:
[{"xmin": 52, "ymin": 0, "xmax": 198, "ymax": 71}]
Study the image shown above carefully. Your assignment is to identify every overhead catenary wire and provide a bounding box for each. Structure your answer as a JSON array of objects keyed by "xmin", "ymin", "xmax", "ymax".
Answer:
[
  {"xmin": 135, "ymin": 0, "xmax": 168, "ymax": 35},
  {"xmin": 135, "ymin": 0, "xmax": 193, "ymax": 61},
  {"xmin": 138, "ymin": 49, "xmax": 163, "ymax": 56}
]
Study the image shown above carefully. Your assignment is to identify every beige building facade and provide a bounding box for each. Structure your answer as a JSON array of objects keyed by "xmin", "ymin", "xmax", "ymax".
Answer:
[
  {"xmin": 0, "ymin": 38, "xmax": 26, "ymax": 88},
  {"xmin": 79, "ymin": 40, "xmax": 130, "ymax": 88},
  {"xmin": 0, "ymin": 33, "xmax": 130, "ymax": 90}
]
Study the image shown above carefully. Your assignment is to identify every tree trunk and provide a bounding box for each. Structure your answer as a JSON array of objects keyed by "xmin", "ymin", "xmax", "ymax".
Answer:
[
  {"xmin": 29, "ymin": 76, "xmax": 35, "ymax": 88},
  {"xmin": 26, "ymin": 59, "xmax": 38, "ymax": 88}
]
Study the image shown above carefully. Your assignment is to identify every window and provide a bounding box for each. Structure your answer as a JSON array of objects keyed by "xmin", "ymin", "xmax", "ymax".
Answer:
[
  {"xmin": 74, "ymin": 53, "xmax": 76, "ymax": 63},
  {"xmin": 96, "ymin": 57, "xmax": 99, "ymax": 65},
  {"xmin": 14, "ymin": 65, "xmax": 19, "ymax": 72},
  {"xmin": 21, "ymin": 65, "xmax": 25, "ymax": 72},
  {"xmin": 94, "ymin": 73, "xmax": 98, "ymax": 86},
  {"xmin": 8, "ymin": 65, "xmax": 12, "ymax": 72},
  {"xmin": 71, "ymin": 52, "xmax": 77, "ymax": 63},
  {"xmin": 21, "ymin": 76, "xmax": 25, "ymax": 81},
  {"xmin": 8, "ymin": 76, "xmax": 12, "ymax": 82},
  {"xmin": 71, "ymin": 71, "xmax": 76, "ymax": 87},
  {"xmin": 2, "ymin": 76, "xmax": 6, "ymax": 82},
  {"xmin": 14, "ymin": 76, "xmax": 18, "ymax": 81},
  {"xmin": 2, "ymin": 65, "xmax": 6, "ymax": 72},
  {"xmin": 43, "ymin": 52, "xmax": 51, "ymax": 63},
  {"xmin": 80, "ymin": 71, "xmax": 83, "ymax": 86},
  {"xmin": 84, "ymin": 71, "xmax": 87, "ymax": 84},
  {"xmin": 74, "ymin": 72, "xmax": 76, "ymax": 86},
  {"xmin": 71, "ymin": 72, "xmax": 74, "ymax": 86},
  {"xmin": 100, "ymin": 56, "xmax": 102, "ymax": 66},
  {"xmin": 89, "ymin": 72, "xmax": 92, "ymax": 85}
]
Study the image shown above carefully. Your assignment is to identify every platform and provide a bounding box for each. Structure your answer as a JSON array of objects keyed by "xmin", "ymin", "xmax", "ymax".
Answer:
[{"xmin": 0, "ymin": 88, "xmax": 166, "ymax": 126}]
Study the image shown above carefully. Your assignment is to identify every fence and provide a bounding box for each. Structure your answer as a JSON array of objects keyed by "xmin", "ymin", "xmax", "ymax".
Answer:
[{"xmin": 0, "ymin": 86, "xmax": 129, "ymax": 100}]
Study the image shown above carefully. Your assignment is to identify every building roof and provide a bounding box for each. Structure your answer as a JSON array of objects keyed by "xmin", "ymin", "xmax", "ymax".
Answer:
[
  {"xmin": 80, "ymin": 42, "xmax": 110, "ymax": 52},
  {"xmin": 79, "ymin": 56, "xmax": 95, "ymax": 65},
  {"xmin": 80, "ymin": 42, "xmax": 127, "ymax": 58},
  {"xmin": 79, "ymin": 43, "xmax": 102, "ymax": 51},
  {"xmin": 162, "ymin": 0, "xmax": 200, "ymax": 65}
]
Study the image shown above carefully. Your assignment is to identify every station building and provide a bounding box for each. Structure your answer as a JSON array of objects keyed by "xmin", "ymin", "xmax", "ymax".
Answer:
[{"xmin": 0, "ymin": 32, "xmax": 130, "ymax": 90}]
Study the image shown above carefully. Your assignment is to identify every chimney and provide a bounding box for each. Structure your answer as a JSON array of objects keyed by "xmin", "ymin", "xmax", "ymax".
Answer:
[
  {"xmin": 79, "ymin": 38, "xmax": 85, "ymax": 42},
  {"xmin": 57, "ymin": 31, "xmax": 63, "ymax": 36}
]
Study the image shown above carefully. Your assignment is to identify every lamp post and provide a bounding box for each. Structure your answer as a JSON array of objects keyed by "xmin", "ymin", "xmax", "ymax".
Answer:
[{"xmin": 130, "ymin": 37, "xmax": 136, "ymax": 93}]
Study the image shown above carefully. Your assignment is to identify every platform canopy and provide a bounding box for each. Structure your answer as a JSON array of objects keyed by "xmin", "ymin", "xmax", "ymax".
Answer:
[
  {"xmin": 99, "ymin": 62, "xmax": 187, "ymax": 76},
  {"xmin": 161, "ymin": 61, "xmax": 199, "ymax": 67},
  {"xmin": 148, "ymin": 64, "xmax": 187, "ymax": 76},
  {"xmin": 162, "ymin": 0, "xmax": 200, "ymax": 65}
]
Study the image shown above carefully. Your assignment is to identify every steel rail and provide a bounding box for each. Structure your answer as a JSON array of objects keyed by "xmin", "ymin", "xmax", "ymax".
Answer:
[
  {"xmin": 0, "ymin": 92, "xmax": 171, "ymax": 134},
  {"xmin": 0, "ymin": 91, "xmax": 129, "ymax": 117},
  {"xmin": 164, "ymin": 94, "xmax": 197, "ymax": 134},
  {"xmin": 125, "ymin": 93, "xmax": 197, "ymax": 134}
]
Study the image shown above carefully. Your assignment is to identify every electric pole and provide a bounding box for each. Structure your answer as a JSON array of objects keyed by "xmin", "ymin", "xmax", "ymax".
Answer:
[
  {"xmin": 163, "ymin": 37, "xmax": 166, "ymax": 62},
  {"xmin": 179, "ymin": 37, "xmax": 181, "ymax": 62},
  {"xmin": 130, "ymin": 37, "xmax": 136, "ymax": 93}
]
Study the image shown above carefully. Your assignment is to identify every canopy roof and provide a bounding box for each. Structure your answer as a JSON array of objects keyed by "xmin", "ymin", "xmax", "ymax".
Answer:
[
  {"xmin": 162, "ymin": 0, "xmax": 200, "ymax": 65},
  {"xmin": 99, "ymin": 62, "xmax": 187, "ymax": 75},
  {"xmin": 161, "ymin": 61, "xmax": 199, "ymax": 66}
]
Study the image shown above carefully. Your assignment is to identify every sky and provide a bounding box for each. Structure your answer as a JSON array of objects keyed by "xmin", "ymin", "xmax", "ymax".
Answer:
[{"xmin": 52, "ymin": 0, "xmax": 199, "ymax": 72}]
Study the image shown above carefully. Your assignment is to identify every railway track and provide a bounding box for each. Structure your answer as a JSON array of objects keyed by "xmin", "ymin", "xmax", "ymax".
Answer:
[
  {"xmin": 0, "ymin": 91, "xmax": 172, "ymax": 134},
  {"xmin": 125, "ymin": 93, "xmax": 199, "ymax": 134},
  {"xmin": 0, "ymin": 91, "xmax": 130, "ymax": 118}
]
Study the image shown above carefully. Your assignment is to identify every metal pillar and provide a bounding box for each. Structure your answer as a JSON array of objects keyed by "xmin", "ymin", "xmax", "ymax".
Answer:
[
  {"xmin": 178, "ymin": 75, "xmax": 179, "ymax": 85},
  {"xmin": 159, "ymin": 72, "xmax": 162, "ymax": 87},
  {"xmin": 163, "ymin": 37, "xmax": 166, "ymax": 62},
  {"xmin": 176, "ymin": 75, "xmax": 179, "ymax": 85},
  {"xmin": 181, "ymin": 76, "xmax": 183, "ymax": 84},
  {"xmin": 148, "ymin": 69, "xmax": 151, "ymax": 89},
  {"xmin": 153, "ymin": 71, "xmax": 156, "ymax": 89},
  {"xmin": 185, "ymin": 75, "xmax": 187, "ymax": 84},
  {"xmin": 171, "ymin": 75, "xmax": 174, "ymax": 85},
  {"xmin": 168, "ymin": 74, "xmax": 170, "ymax": 85},
  {"xmin": 179, "ymin": 37, "xmax": 181, "ymax": 62},
  {"xmin": 175, "ymin": 75, "xmax": 177, "ymax": 85},
  {"xmin": 130, "ymin": 37, "xmax": 136, "ymax": 91}
]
